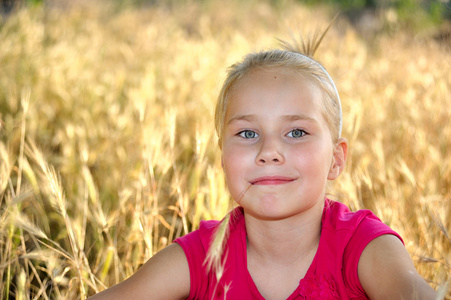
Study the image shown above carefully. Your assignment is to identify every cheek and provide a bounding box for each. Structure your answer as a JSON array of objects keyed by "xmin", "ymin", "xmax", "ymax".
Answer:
[
  {"xmin": 222, "ymin": 147, "xmax": 245, "ymax": 178},
  {"xmin": 290, "ymin": 145, "xmax": 333, "ymax": 176},
  {"xmin": 221, "ymin": 145, "xmax": 252, "ymax": 195}
]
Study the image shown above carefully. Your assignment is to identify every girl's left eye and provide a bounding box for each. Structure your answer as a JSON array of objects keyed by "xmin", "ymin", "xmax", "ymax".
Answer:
[{"xmin": 287, "ymin": 129, "xmax": 306, "ymax": 138}]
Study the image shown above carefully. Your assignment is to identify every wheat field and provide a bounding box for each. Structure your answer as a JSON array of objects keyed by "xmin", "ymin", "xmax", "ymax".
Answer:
[{"xmin": 0, "ymin": 0, "xmax": 450, "ymax": 299}]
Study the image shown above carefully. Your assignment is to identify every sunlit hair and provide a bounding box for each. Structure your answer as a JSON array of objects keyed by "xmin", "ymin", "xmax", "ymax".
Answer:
[
  {"xmin": 215, "ymin": 28, "xmax": 342, "ymax": 146},
  {"xmin": 206, "ymin": 25, "xmax": 341, "ymax": 286}
]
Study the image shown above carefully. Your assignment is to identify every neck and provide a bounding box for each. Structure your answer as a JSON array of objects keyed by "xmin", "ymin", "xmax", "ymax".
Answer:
[{"xmin": 244, "ymin": 200, "xmax": 324, "ymax": 266}]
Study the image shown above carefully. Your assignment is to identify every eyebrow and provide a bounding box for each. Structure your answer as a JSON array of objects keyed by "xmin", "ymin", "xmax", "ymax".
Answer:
[
  {"xmin": 226, "ymin": 114, "xmax": 256, "ymax": 125},
  {"xmin": 226, "ymin": 114, "xmax": 318, "ymax": 125},
  {"xmin": 281, "ymin": 114, "xmax": 317, "ymax": 123}
]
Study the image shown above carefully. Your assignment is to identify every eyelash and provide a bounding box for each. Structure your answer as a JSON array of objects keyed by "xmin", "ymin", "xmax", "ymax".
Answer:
[
  {"xmin": 287, "ymin": 128, "xmax": 307, "ymax": 138},
  {"xmin": 237, "ymin": 130, "xmax": 258, "ymax": 139},
  {"xmin": 237, "ymin": 129, "xmax": 307, "ymax": 139}
]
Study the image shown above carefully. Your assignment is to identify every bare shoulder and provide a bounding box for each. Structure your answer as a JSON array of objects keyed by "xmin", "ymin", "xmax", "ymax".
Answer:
[
  {"xmin": 358, "ymin": 234, "xmax": 436, "ymax": 300},
  {"xmin": 88, "ymin": 243, "xmax": 190, "ymax": 300}
]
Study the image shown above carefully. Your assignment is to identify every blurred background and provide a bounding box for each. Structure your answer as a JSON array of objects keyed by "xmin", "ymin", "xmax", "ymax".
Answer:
[{"xmin": 0, "ymin": 0, "xmax": 450, "ymax": 299}]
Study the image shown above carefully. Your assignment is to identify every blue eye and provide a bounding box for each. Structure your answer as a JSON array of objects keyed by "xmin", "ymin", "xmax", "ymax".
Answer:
[
  {"xmin": 238, "ymin": 130, "xmax": 258, "ymax": 139},
  {"xmin": 288, "ymin": 129, "xmax": 306, "ymax": 138}
]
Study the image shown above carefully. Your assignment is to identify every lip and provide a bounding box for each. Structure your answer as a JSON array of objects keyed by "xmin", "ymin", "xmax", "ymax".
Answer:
[{"xmin": 250, "ymin": 176, "xmax": 296, "ymax": 185}]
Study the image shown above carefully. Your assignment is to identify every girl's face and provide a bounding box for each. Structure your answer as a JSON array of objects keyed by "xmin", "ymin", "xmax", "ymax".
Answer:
[{"xmin": 222, "ymin": 68, "xmax": 346, "ymax": 220}]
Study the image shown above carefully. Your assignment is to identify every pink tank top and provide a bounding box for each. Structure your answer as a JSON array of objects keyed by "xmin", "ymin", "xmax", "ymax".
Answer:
[{"xmin": 174, "ymin": 199, "xmax": 403, "ymax": 299}]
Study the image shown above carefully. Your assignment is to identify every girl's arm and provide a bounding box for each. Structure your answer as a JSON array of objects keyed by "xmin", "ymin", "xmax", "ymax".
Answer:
[
  {"xmin": 88, "ymin": 243, "xmax": 190, "ymax": 300},
  {"xmin": 358, "ymin": 234, "xmax": 437, "ymax": 300}
]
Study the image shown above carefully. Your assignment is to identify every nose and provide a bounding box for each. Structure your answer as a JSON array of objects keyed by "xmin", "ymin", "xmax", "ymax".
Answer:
[{"xmin": 256, "ymin": 136, "xmax": 285, "ymax": 165}]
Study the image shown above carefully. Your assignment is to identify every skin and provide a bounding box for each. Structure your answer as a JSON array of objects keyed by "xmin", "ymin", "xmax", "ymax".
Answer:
[
  {"xmin": 359, "ymin": 234, "xmax": 437, "ymax": 299},
  {"xmin": 89, "ymin": 67, "xmax": 436, "ymax": 300},
  {"xmin": 88, "ymin": 243, "xmax": 190, "ymax": 299},
  {"xmin": 222, "ymin": 68, "xmax": 344, "ymax": 221}
]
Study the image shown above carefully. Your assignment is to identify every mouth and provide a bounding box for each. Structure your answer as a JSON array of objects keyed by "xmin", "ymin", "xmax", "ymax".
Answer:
[{"xmin": 250, "ymin": 176, "xmax": 296, "ymax": 185}]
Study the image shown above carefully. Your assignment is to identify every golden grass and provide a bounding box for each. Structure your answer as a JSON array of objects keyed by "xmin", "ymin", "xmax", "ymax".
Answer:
[{"xmin": 0, "ymin": 0, "xmax": 450, "ymax": 298}]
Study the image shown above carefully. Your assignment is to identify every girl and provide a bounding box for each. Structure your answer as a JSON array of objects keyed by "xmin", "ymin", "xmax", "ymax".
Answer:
[{"xmin": 90, "ymin": 40, "xmax": 437, "ymax": 299}]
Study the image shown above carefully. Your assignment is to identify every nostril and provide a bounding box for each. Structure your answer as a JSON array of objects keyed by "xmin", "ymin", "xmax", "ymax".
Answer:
[{"xmin": 257, "ymin": 156, "xmax": 282, "ymax": 164}]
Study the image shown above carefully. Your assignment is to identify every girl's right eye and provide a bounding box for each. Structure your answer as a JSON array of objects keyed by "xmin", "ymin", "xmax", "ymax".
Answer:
[{"xmin": 238, "ymin": 130, "xmax": 258, "ymax": 139}]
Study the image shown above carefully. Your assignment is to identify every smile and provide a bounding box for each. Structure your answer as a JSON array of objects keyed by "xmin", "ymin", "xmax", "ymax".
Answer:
[{"xmin": 250, "ymin": 176, "xmax": 296, "ymax": 185}]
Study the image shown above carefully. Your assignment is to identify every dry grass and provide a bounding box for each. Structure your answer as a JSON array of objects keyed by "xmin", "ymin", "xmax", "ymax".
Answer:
[{"xmin": 0, "ymin": 0, "xmax": 450, "ymax": 298}]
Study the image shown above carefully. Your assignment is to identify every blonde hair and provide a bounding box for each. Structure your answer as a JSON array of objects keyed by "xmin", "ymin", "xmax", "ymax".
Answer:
[
  {"xmin": 215, "ymin": 29, "xmax": 342, "ymax": 146},
  {"xmin": 205, "ymin": 26, "xmax": 342, "ymax": 288}
]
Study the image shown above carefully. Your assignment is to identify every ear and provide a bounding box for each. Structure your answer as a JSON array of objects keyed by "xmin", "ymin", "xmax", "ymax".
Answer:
[{"xmin": 327, "ymin": 138, "xmax": 348, "ymax": 180}]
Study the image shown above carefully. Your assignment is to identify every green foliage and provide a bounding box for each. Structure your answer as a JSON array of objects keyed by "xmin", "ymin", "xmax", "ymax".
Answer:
[
  {"xmin": 299, "ymin": 0, "xmax": 449, "ymax": 28},
  {"xmin": 25, "ymin": 0, "xmax": 43, "ymax": 5},
  {"xmin": 393, "ymin": 0, "xmax": 449, "ymax": 29}
]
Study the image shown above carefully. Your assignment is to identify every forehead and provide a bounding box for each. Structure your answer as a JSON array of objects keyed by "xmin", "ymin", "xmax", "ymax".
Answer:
[
  {"xmin": 226, "ymin": 68, "xmax": 324, "ymax": 117},
  {"xmin": 234, "ymin": 67, "xmax": 309, "ymax": 88}
]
